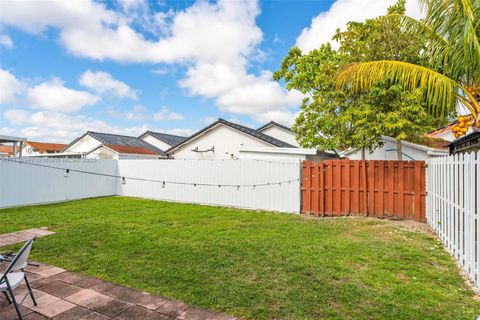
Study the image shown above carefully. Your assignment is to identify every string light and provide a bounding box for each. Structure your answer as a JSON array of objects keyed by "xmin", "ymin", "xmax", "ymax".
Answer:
[{"xmin": 3, "ymin": 158, "xmax": 300, "ymax": 189}]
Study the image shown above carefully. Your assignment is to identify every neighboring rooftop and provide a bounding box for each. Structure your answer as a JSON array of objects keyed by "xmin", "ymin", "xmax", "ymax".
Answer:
[
  {"xmin": 167, "ymin": 118, "xmax": 296, "ymax": 153},
  {"xmin": 64, "ymin": 131, "xmax": 165, "ymax": 156},
  {"xmin": 412, "ymin": 137, "xmax": 450, "ymax": 150},
  {"xmin": 140, "ymin": 131, "xmax": 187, "ymax": 147},
  {"xmin": 0, "ymin": 145, "xmax": 13, "ymax": 156},
  {"xmin": 257, "ymin": 121, "xmax": 292, "ymax": 132},
  {"xmin": 25, "ymin": 141, "xmax": 67, "ymax": 154},
  {"xmin": 103, "ymin": 144, "xmax": 160, "ymax": 155}
]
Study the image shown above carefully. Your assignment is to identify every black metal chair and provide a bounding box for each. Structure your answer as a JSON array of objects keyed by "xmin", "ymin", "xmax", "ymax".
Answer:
[{"xmin": 0, "ymin": 237, "xmax": 37, "ymax": 320}]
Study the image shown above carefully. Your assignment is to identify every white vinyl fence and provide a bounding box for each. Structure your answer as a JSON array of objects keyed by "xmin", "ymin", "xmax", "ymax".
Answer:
[
  {"xmin": 426, "ymin": 151, "xmax": 479, "ymax": 287},
  {"xmin": 117, "ymin": 159, "xmax": 301, "ymax": 212},
  {"xmin": 0, "ymin": 158, "xmax": 117, "ymax": 208},
  {"xmin": 0, "ymin": 158, "xmax": 301, "ymax": 212}
]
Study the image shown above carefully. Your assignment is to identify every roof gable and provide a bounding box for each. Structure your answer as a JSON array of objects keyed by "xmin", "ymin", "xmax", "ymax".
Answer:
[
  {"xmin": 167, "ymin": 118, "xmax": 296, "ymax": 153},
  {"xmin": 64, "ymin": 131, "xmax": 165, "ymax": 156},
  {"xmin": 140, "ymin": 131, "xmax": 187, "ymax": 147},
  {"xmin": 257, "ymin": 121, "xmax": 292, "ymax": 132}
]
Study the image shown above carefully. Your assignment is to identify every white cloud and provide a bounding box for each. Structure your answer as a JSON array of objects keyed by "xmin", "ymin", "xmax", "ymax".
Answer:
[
  {"xmin": 25, "ymin": 78, "xmax": 99, "ymax": 112},
  {"xmin": 0, "ymin": 69, "xmax": 24, "ymax": 104},
  {"xmin": 106, "ymin": 105, "xmax": 182, "ymax": 121},
  {"xmin": 0, "ymin": 0, "xmax": 301, "ymax": 122},
  {"xmin": 2, "ymin": 109, "xmax": 149, "ymax": 142},
  {"xmin": 79, "ymin": 70, "xmax": 137, "ymax": 99},
  {"xmin": 0, "ymin": 33, "xmax": 13, "ymax": 48},
  {"xmin": 253, "ymin": 110, "xmax": 299, "ymax": 127},
  {"xmin": 296, "ymin": 0, "xmax": 425, "ymax": 52},
  {"xmin": 153, "ymin": 107, "xmax": 183, "ymax": 121}
]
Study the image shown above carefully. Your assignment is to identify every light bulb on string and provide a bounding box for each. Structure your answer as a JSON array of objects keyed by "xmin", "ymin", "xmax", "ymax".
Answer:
[
  {"xmin": 122, "ymin": 177, "xmax": 126, "ymax": 185},
  {"xmin": 162, "ymin": 181, "xmax": 166, "ymax": 188},
  {"xmin": 64, "ymin": 169, "xmax": 69, "ymax": 178}
]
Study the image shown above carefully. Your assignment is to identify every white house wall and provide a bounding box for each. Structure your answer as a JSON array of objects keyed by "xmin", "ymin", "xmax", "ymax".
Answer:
[
  {"xmin": 65, "ymin": 135, "xmax": 102, "ymax": 154},
  {"xmin": 259, "ymin": 126, "xmax": 299, "ymax": 147},
  {"xmin": 347, "ymin": 139, "xmax": 446, "ymax": 161},
  {"xmin": 141, "ymin": 134, "xmax": 173, "ymax": 151},
  {"xmin": 86, "ymin": 146, "xmax": 118, "ymax": 160},
  {"xmin": 170, "ymin": 125, "xmax": 272, "ymax": 159}
]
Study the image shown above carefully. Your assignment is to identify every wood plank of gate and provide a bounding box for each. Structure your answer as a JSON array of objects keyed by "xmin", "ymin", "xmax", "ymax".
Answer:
[{"xmin": 301, "ymin": 160, "xmax": 426, "ymax": 222}]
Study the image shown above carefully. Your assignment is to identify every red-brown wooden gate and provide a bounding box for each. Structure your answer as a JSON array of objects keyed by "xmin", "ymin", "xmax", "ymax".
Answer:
[{"xmin": 301, "ymin": 160, "xmax": 426, "ymax": 222}]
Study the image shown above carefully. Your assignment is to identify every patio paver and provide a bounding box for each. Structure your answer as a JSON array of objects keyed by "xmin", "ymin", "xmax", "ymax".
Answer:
[
  {"xmin": 0, "ymin": 263, "xmax": 236, "ymax": 320},
  {"xmin": 0, "ymin": 228, "xmax": 54, "ymax": 247},
  {"xmin": 0, "ymin": 228, "xmax": 236, "ymax": 320}
]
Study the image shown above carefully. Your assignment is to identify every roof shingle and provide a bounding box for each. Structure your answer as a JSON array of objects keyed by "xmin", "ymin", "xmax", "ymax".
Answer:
[{"xmin": 140, "ymin": 131, "xmax": 187, "ymax": 147}]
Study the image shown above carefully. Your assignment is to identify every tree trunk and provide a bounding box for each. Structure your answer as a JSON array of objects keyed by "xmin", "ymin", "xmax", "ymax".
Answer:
[
  {"xmin": 396, "ymin": 140, "xmax": 403, "ymax": 160},
  {"xmin": 361, "ymin": 148, "xmax": 365, "ymax": 160}
]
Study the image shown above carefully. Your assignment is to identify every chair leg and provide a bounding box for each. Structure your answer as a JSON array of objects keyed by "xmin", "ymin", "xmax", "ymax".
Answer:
[
  {"xmin": 7, "ymin": 285, "xmax": 23, "ymax": 320},
  {"xmin": 23, "ymin": 274, "xmax": 37, "ymax": 306},
  {"xmin": 3, "ymin": 290, "xmax": 12, "ymax": 304}
]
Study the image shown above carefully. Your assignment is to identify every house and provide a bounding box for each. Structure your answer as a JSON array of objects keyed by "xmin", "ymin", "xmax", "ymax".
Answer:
[
  {"xmin": 166, "ymin": 118, "xmax": 297, "ymax": 159},
  {"xmin": 449, "ymin": 130, "xmax": 480, "ymax": 154},
  {"xmin": 0, "ymin": 135, "xmax": 27, "ymax": 157},
  {"xmin": 21, "ymin": 141, "xmax": 67, "ymax": 156},
  {"xmin": 138, "ymin": 131, "xmax": 187, "ymax": 151},
  {"xmin": 425, "ymin": 117, "xmax": 474, "ymax": 142},
  {"xmin": 0, "ymin": 145, "xmax": 13, "ymax": 157},
  {"xmin": 256, "ymin": 121, "xmax": 299, "ymax": 147},
  {"xmin": 63, "ymin": 131, "xmax": 165, "ymax": 159},
  {"xmin": 86, "ymin": 144, "xmax": 163, "ymax": 160},
  {"xmin": 237, "ymin": 146, "xmax": 337, "ymax": 162},
  {"xmin": 342, "ymin": 136, "xmax": 449, "ymax": 160}
]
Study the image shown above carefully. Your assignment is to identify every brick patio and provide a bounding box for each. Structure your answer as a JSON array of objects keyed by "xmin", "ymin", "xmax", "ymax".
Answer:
[
  {"xmin": 1, "ymin": 262, "xmax": 236, "ymax": 320},
  {"xmin": 0, "ymin": 230, "xmax": 236, "ymax": 320}
]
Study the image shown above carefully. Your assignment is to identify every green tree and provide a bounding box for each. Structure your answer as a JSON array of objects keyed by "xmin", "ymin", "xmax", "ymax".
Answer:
[
  {"xmin": 336, "ymin": 0, "xmax": 480, "ymax": 130},
  {"xmin": 275, "ymin": 0, "xmax": 447, "ymax": 159}
]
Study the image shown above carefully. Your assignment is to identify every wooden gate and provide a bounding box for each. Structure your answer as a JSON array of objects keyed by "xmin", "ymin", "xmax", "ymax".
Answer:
[{"xmin": 301, "ymin": 160, "xmax": 426, "ymax": 222}]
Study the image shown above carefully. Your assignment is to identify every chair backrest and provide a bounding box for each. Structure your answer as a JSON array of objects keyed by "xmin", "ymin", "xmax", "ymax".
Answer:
[{"xmin": 0, "ymin": 237, "xmax": 36, "ymax": 283}]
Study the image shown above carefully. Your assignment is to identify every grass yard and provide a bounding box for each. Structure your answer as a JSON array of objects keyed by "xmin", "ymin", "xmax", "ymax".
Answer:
[{"xmin": 0, "ymin": 197, "xmax": 478, "ymax": 319}]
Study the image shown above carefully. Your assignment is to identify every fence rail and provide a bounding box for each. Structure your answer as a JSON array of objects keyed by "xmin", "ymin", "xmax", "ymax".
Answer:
[
  {"xmin": 302, "ymin": 160, "xmax": 426, "ymax": 221},
  {"xmin": 426, "ymin": 151, "xmax": 479, "ymax": 287}
]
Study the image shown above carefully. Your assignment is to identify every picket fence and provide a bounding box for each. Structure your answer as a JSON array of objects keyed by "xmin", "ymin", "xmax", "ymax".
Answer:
[
  {"xmin": 426, "ymin": 151, "xmax": 479, "ymax": 287},
  {"xmin": 0, "ymin": 157, "xmax": 301, "ymax": 213}
]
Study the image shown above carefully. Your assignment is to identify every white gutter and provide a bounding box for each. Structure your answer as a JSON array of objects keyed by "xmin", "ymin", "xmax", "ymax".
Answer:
[{"xmin": 237, "ymin": 146, "xmax": 318, "ymax": 155}]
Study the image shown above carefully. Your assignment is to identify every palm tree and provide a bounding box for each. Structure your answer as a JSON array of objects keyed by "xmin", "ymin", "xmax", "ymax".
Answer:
[{"xmin": 336, "ymin": 0, "xmax": 480, "ymax": 137}]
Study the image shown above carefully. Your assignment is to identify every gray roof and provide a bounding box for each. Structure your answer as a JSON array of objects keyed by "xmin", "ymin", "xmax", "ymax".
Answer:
[
  {"xmin": 64, "ymin": 131, "xmax": 165, "ymax": 156},
  {"xmin": 139, "ymin": 131, "xmax": 187, "ymax": 147},
  {"xmin": 167, "ymin": 118, "xmax": 296, "ymax": 153},
  {"xmin": 257, "ymin": 121, "xmax": 292, "ymax": 132}
]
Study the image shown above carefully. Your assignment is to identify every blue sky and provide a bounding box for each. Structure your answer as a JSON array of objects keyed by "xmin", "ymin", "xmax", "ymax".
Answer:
[{"xmin": 0, "ymin": 0, "xmax": 422, "ymax": 143}]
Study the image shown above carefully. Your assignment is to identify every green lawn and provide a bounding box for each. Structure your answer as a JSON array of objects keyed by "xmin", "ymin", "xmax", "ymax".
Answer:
[{"xmin": 1, "ymin": 197, "xmax": 478, "ymax": 319}]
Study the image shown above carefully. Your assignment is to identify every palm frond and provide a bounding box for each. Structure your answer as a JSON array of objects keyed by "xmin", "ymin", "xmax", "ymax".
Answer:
[
  {"xmin": 419, "ymin": 0, "xmax": 480, "ymax": 84},
  {"xmin": 336, "ymin": 60, "xmax": 479, "ymax": 117}
]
